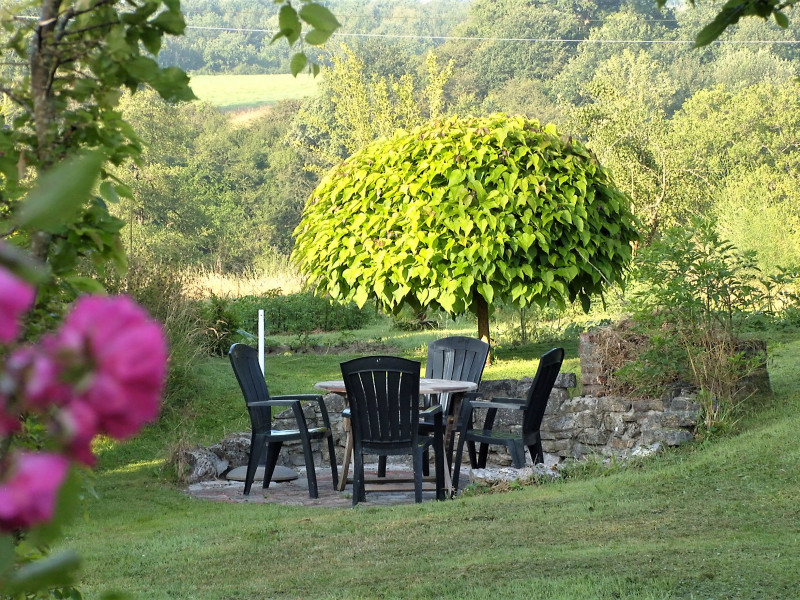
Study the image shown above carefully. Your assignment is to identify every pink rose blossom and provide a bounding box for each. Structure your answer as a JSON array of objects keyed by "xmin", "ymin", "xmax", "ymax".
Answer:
[
  {"xmin": 55, "ymin": 295, "xmax": 167, "ymax": 439},
  {"xmin": 0, "ymin": 452, "xmax": 70, "ymax": 532},
  {"xmin": 0, "ymin": 264, "xmax": 36, "ymax": 344},
  {"xmin": 6, "ymin": 345, "xmax": 71, "ymax": 410},
  {"xmin": 57, "ymin": 400, "xmax": 99, "ymax": 466}
]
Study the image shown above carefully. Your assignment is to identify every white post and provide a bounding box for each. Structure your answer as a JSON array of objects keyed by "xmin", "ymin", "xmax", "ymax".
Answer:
[{"xmin": 258, "ymin": 309, "xmax": 265, "ymax": 374}]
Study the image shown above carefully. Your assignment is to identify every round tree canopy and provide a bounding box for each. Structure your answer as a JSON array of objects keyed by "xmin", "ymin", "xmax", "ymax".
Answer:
[{"xmin": 293, "ymin": 113, "xmax": 639, "ymax": 317}]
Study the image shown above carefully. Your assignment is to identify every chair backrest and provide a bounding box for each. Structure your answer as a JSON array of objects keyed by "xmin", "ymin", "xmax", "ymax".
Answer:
[
  {"xmin": 228, "ymin": 343, "xmax": 271, "ymax": 431},
  {"xmin": 521, "ymin": 347, "xmax": 565, "ymax": 434},
  {"xmin": 425, "ymin": 336, "xmax": 490, "ymax": 409},
  {"xmin": 340, "ymin": 356, "xmax": 421, "ymax": 453}
]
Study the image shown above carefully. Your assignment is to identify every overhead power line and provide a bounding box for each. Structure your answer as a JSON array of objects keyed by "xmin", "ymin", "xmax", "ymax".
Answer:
[
  {"xmin": 10, "ymin": 16, "xmax": 800, "ymax": 45},
  {"xmin": 184, "ymin": 25, "xmax": 800, "ymax": 45}
]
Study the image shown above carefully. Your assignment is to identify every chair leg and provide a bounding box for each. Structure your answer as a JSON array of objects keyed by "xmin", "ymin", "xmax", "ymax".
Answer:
[
  {"xmin": 262, "ymin": 441, "xmax": 282, "ymax": 489},
  {"xmin": 509, "ymin": 440, "xmax": 526, "ymax": 468},
  {"xmin": 477, "ymin": 442, "xmax": 490, "ymax": 469},
  {"xmin": 467, "ymin": 440, "xmax": 478, "ymax": 469},
  {"xmin": 413, "ymin": 449, "xmax": 424, "ymax": 503},
  {"xmin": 452, "ymin": 432, "xmax": 467, "ymax": 492},
  {"xmin": 434, "ymin": 437, "xmax": 445, "ymax": 501},
  {"xmin": 378, "ymin": 455, "xmax": 387, "ymax": 478},
  {"xmin": 298, "ymin": 433, "xmax": 319, "ymax": 499},
  {"xmin": 326, "ymin": 434, "xmax": 339, "ymax": 490},
  {"xmin": 352, "ymin": 451, "xmax": 365, "ymax": 506},
  {"xmin": 244, "ymin": 434, "xmax": 266, "ymax": 495},
  {"xmin": 422, "ymin": 448, "xmax": 430, "ymax": 476},
  {"xmin": 528, "ymin": 438, "xmax": 544, "ymax": 465}
]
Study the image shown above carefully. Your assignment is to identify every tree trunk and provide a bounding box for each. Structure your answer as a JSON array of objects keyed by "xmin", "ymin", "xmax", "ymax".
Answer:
[
  {"xmin": 475, "ymin": 289, "xmax": 490, "ymax": 350},
  {"xmin": 28, "ymin": 0, "xmax": 61, "ymax": 263}
]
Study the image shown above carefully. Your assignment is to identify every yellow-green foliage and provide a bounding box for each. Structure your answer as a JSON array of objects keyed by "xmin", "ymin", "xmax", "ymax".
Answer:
[{"xmin": 293, "ymin": 113, "xmax": 639, "ymax": 318}]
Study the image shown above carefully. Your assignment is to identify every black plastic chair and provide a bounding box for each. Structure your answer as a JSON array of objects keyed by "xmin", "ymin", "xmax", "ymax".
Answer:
[
  {"xmin": 452, "ymin": 347, "xmax": 565, "ymax": 491},
  {"xmin": 418, "ymin": 336, "xmax": 490, "ymax": 474},
  {"xmin": 229, "ymin": 343, "xmax": 338, "ymax": 498},
  {"xmin": 340, "ymin": 356, "xmax": 446, "ymax": 506}
]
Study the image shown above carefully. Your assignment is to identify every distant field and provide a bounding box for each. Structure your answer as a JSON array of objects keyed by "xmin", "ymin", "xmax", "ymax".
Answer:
[{"xmin": 189, "ymin": 73, "xmax": 319, "ymax": 110}]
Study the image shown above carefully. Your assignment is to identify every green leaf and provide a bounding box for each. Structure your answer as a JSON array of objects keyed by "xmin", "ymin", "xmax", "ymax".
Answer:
[
  {"xmin": 150, "ymin": 67, "xmax": 197, "ymax": 102},
  {"xmin": 290, "ymin": 53, "xmax": 308, "ymax": 77},
  {"xmin": 277, "ymin": 5, "xmax": 302, "ymax": 45},
  {"xmin": 694, "ymin": 5, "xmax": 745, "ymax": 48},
  {"xmin": 305, "ymin": 28, "xmax": 334, "ymax": 45},
  {"xmin": 65, "ymin": 275, "xmax": 107, "ymax": 293},
  {"xmin": 124, "ymin": 56, "xmax": 160, "ymax": 81},
  {"xmin": 140, "ymin": 27, "xmax": 163, "ymax": 55},
  {"xmin": 151, "ymin": 9, "xmax": 186, "ymax": 35},
  {"xmin": 353, "ymin": 285, "xmax": 369, "ymax": 308},
  {"xmin": 5, "ymin": 551, "xmax": 81, "ymax": 595},
  {"xmin": 299, "ymin": 3, "xmax": 341, "ymax": 32},
  {"xmin": 17, "ymin": 151, "xmax": 104, "ymax": 232},
  {"xmin": 774, "ymin": 10, "xmax": 789, "ymax": 28}
]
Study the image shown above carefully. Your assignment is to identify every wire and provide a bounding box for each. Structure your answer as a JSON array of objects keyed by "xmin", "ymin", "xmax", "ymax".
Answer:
[
  {"xmin": 184, "ymin": 25, "xmax": 800, "ymax": 44},
  {"xmin": 9, "ymin": 15, "xmax": 800, "ymax": 45}
]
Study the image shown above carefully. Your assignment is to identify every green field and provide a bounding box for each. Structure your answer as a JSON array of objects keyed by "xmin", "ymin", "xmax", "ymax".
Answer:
[{"xmin": 189, "ymin": 73, "xmax": 319, "ymax": 110}]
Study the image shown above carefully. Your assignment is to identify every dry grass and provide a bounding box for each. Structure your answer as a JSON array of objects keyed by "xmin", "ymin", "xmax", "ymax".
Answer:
[{"xmin": 184, "ymin": 265, "xmax": 306, "ymax": 299}]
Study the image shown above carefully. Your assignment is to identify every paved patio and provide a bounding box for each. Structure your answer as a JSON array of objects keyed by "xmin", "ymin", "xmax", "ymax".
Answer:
[{"xmin": 185, "ymin": 464, "xmax": 470, "ymax": 508}]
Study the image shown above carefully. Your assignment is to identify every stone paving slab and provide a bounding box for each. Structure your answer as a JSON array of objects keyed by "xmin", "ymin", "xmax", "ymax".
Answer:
[{"xmin": 185, "ymin": 465, "xmax": 470, "ymax": 508}]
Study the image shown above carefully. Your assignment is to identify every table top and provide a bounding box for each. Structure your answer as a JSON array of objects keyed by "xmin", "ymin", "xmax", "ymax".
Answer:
[{"xmin": 315, "ymin": 377, "xmax": 478, "ymax": 395}]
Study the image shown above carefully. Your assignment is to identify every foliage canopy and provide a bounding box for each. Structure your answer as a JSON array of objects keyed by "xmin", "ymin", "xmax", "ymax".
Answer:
[{"xmin": 293, "ymin": 113, "xmax": 639, "ymax": 339}]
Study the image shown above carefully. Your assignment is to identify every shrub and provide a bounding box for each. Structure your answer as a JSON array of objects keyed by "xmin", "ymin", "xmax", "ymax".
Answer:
[
  {"xmin": 103, "ymin": 260, "xmax": 205, "ymax": 413},
  {"xmin": 228, "ymin": 291, "xmax": 377, "ymax": 336},
  {"xmin": 616, "ymin": 218, "xmax": 793, "ymax": 432}
]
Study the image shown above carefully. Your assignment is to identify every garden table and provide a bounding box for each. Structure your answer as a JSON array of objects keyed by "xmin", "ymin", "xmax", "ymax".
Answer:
[{"xmin": 315, "ymin": 378, "xmax": 478, "ymax": 494}]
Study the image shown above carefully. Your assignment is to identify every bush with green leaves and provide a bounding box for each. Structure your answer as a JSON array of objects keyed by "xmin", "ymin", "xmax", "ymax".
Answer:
[
  {"xmin": 619, "ymin": 218, "xmax": 799, "ymax": 431},
  {"xmin": 225, "ymin": 292, "xmax": 377, "ymax": 339},
  {"xmin": 293, "ymin": 113, "xmax": 639, "ymax": 344}
]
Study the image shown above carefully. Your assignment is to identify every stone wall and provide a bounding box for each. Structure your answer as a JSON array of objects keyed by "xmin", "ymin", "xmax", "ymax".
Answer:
[
  {"xmin": 184, "ymin": 330, "xmax": 771, "ymax": 483},
  {"xmin": 185, "ymin": 372, "xmax": 701, "ymax": 481}
]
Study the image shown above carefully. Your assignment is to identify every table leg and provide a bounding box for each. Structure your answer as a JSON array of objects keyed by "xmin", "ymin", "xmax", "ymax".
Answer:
[
  {"xmin": 338, "ymin": 416, "xmax": 353, "ymax": 492},
  {"xmin": 441, "ymin": 394, "xmax": 463, "ymax": 497}
]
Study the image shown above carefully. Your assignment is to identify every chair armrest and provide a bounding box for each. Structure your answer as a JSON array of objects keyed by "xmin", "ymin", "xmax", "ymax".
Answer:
[
  {"xmin": 468, "ymin": 399, "xmax": 525, "ymax": 411},
  {"xmin": 272, "ymin": 394, "xmax": 332, "ymax": 428},
  {"xmin": 248, "ymin": 399, "xmax": 300, "ymax": 408},
  {"xmin": 485, "ymin": 396, "xmax": 525, "ymax": 405},
  {"xmin": 342, "ymin": 408, "xmax": 351, "ymax": 419},
  {"xmin": 421, "ymin": 404, "xmax": 443, "ymax": 416}
]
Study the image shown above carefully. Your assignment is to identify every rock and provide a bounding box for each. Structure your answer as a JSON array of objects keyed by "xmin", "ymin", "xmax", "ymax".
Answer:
[
  {"xmin": 207, "ymin": 432, "xmax": 251, "ymax": 468},
  {"xmin": 469, "ymin": 464, "xmax": 560, "ymax": 487},
  {"xmin": 183, "ymin": 449, "xmax": 225, "ymax": 484}
]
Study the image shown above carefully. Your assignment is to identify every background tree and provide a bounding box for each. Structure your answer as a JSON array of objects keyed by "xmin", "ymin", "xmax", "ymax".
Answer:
[{"xmin": 293, "ymin": 113, "xmax": 639, "ymax": 345}]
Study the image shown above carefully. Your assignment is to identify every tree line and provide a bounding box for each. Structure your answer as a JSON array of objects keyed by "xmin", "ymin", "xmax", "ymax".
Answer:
[{"xmin": 119, "ymin": 0, "xmax": 800, "ymax": 280}]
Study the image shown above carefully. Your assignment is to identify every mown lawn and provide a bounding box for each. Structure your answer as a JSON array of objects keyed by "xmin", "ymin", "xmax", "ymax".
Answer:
[{"xmin": 61, "ymin": 332, "xmax": 800, "ymax": 599}]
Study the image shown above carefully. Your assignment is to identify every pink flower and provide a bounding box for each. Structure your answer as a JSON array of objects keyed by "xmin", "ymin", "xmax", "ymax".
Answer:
[
  {"xmin": 55, "ymin": 295, "xmax": 167, "ymax": 439},
  {"xmin": 57, "ymin": 400, "xmax": 99, "ymax": 466},
  {"xmin": 6, "ymin": 345, "xmax": 71, "ymax": 410},
  {"xmin": 0, "ymin": 452, "xmax": 70, "ymax": 532},
  {"xmin": 0, "ymin": 264, "xmax": 36, "ymax": 343}
]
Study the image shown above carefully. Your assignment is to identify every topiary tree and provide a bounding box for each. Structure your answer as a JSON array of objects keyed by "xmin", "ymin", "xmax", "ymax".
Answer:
[{"xmin": 292, "ymin": 113, "xmax": 640, "ymax": 345}]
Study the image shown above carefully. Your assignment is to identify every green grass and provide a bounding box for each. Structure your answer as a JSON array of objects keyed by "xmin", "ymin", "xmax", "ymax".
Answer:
[
  {"xmin": 189, "ymin": 73, "xmax": 319, "ymax": 109},
  {"xmin": 61, "ymin": 331, "xmax": 800, "ymax": 599}
]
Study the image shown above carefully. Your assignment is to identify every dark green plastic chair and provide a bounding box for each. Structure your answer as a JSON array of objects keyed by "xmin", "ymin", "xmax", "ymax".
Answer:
[
  {"xmin": 452, "ymin": 347, "xmax": 564, "ymax": 491},
  {"xmin": 229, "ymin": 343, "xmax": 338, "ymax": 498},
  {"xmin": 340, "ymin": 355, "xmax": 446, "ymax": 506}
]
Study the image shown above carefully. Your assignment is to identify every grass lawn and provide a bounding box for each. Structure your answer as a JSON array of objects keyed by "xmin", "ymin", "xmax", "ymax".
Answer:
[
  {"xmin": 189, "ymin": 73, "xmax": 319, "ymax": 110},
  {"xmin": 61, "ymin": 330, "xmax": 800, "ymax": 599}
]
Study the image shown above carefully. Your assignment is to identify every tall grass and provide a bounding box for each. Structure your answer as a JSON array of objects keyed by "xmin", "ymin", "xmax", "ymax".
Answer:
[{"xmin": 184, "ymin": 261, "xmax": 305, "ymax": 299}]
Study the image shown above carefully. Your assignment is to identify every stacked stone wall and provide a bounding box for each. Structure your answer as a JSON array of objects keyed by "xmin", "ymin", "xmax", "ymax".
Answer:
[{"xmin": 185, "ymin": 332, "xmax": 770, "ymax": 482}]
